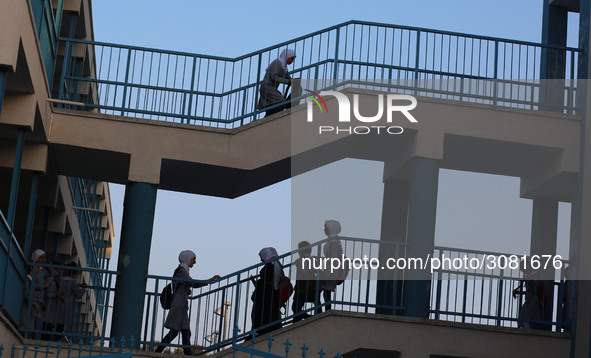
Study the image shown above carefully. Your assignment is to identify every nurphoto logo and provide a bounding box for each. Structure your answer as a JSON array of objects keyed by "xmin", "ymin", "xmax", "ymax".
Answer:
[{"xmin": 305, "ymin": 90, "xmax": 418, "ymax": 135}]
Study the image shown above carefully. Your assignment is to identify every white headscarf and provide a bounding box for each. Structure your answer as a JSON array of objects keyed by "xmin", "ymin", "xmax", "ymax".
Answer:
[
  {"xmin": 324, "ymin": 220, "xmax": 341, "ymax": 236},
  {"xmin": 259, "ymin": 247, "xmax": 283, "ymax": 290},
  {"xmin": 324, "ymin": 220, "xmax": 343, "ymax": 258},
  {"xmin": 278, "ymin": 49, "xmax": 296, "ymax": 70},
  {"xmin": 179, "ymin": 250, "xmax": 196, "ymax": 272},
  {"xmin": 31, "ymin": 249, "xmax": 46, "ymax": 263}
]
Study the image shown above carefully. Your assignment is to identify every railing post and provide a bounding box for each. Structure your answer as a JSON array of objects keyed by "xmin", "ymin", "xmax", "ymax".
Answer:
[
  {"xmin": 414, "ymin": 30, "xmax": 421, "ymax": 86},
  {"xmin": 253, "ymin": 54, "xmax": 263, "ymax": 122},
  {"xmin": 232, "ymin": 273, "xmax": 241, "ymax": 343},
  {"xmin": 120, "ymin": 49, "xmax": 133, "ymax": 116},
  {"xmin": 184, "ymin": 56, "xmax": 198, "ymax": 124},
  {"xmin": 58, "ymin": 39, "xmax": 73, "ymax": 102},
  {"xmin": 493, "ymin": 40, "xmax": 498, "ymax": 106},
  {"xmin": 461, "ymin": 276, "xmax": 468, "ymax": 323},
  {"xmin": 333, "ymin": 27, "xmax": 341, "ymax": 80},
  {"xmin": 434, "ymin": 272, "xmax": 442, "ymax": 320},
  {"xmin": 496, "ymin": 277, "xmax": 504, "ymax": 326},
  {"xmin": 240, "ymin": 89, "xmax": 248, "ymax": 126},
  {"xmin": 216, "ymin": 289, "xmax": 227, "ymax": 348}
]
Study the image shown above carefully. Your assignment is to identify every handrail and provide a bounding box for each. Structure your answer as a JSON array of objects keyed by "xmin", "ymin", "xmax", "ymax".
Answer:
[
  {"xmin": 15, "ymin": 237, "xmax": 569, "ymax": 348},
  {"xmin": 56, "ymin": 20, "xmax": 582, "ymax": 127},
  {"xmin": 58, "ymin": 20, "xmax": 582, "ymax": 61}
]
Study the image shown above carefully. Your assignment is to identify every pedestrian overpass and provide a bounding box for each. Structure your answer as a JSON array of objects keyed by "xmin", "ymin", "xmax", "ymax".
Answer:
[
  {"xmin": 3, "ymin": 18, "xmax": 586, "ymax": 357},
  {"xmin": 50, "ymin": 20, "xmax": 580, "ymax": 200}
]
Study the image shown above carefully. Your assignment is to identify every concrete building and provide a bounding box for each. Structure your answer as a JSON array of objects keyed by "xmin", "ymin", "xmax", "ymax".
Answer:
[
  {"xmin": 1, "ymin": 1, "xmax": 590, "ymax": 357},
  {"xmin": 0, "ymin": 0, "xmax": 114, "ymax": 347}
]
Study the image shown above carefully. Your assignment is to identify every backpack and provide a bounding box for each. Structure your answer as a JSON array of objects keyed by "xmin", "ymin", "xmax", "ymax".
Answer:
[
  {"xmin": 278, "ymin": 275, "xmax": 294, "ymax": 309},
  {"xmin": 160, "ymin": 267, "xmax": 180, "ymax": 309},
  {"xmin": 335, "ymin": 257, "xmax": 350, "ymax": 285},
  {"xmin": 160, "ymin": 283, "xmax": 174, "ymax": 309}
]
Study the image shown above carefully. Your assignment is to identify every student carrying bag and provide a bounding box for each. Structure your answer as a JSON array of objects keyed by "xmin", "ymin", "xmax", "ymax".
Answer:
[{"xmin": 160, "ymin": 267, "xmax": 181, "ymax": 309}]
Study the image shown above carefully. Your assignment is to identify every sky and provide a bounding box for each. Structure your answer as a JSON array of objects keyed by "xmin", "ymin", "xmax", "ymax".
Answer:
[{"xmin": 91, "ymin": 0, "xmax": 577, "ymax": 280}]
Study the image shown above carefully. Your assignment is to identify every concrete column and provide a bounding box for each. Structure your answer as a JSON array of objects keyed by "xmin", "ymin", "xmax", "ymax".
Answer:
[
  {"xmin": 530, "ymin": 197, "xmax": 558, "ymax": 331},
  {"xmin": 376, "ymin": 178, "xmax": 409, "ymax": 315},
  {"xmin": 570, "ymin": 0, "xmax": 591, "ymax": 356},
  {"xmin": 403, "ymin": 158, "xmax": 440, "ymax": 318},
  {"xmin": 541, "ymin": 0, "xmax": 568, "ymax": 80},
  {"xmin": 111, "ymin": 182, "xmax": 158, "ymax": 346},
  {"xmin": 530, "ymin": 198, "xmax": 559, "ymax": 257}
]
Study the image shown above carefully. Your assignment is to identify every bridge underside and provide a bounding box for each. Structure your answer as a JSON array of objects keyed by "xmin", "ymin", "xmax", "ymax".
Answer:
[{"xmin": 46, "ymin": 91, "xmax": 579, "ymax": 201}]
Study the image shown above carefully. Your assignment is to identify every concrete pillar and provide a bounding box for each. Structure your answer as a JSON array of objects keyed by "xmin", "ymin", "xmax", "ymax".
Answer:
[
  {"xmin": 111, "ymin": 182, "xmax": 158, "ymax": 346},
  {"xmin": 570, "ymin": 0, "xmax": 591, "ymax": 356},
  {"xmin": 402, "ymin": 158, "xmax": 440, "ymax": 318},
  {"xmin": 376, "ymin": 178, "xmax": 408, "ymax": 315},
  {"xmin": 540, "ymin": 0, "xmax": 568, "ymax": 113},
  {"xmin": 530, "ymin": 197, "xmax": 558, "ymax": 331},
  {"xmin": 541, "ymin": 0, "xmax": 568, "ymax": 80}
]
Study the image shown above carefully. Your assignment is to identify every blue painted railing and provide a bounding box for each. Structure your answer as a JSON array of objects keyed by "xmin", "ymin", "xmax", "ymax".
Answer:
[
  {"xmin": 141, "ymin": 237, "xmax": 406, "ymax": 354},
  {"xmin": 0, "ymin": 335, "xmax": 341, "ymax": 358},
  {"xmin": 21, "ymin": 263, "xmax": 117, "ymax": 344},
  {"xmin": 57, "ymin": 21, "xmax": 582, "ymax": 128},
  {"xmin": 30, "ymin": 0, "xmax": 61, "ymax": 89},
  {"xmin": 0, "ymin": 339, "xmax": 133, "ymax": 358},
  {"xmin": 18, "ymin": 237, "xmax": 568, "ymax": 351},
  {"xmin": 0, "ymin": 210, "xmax": 27, "ymax": 329},
  {"xmin": 69, "ymin": 178, "xmax": 109, "ymax": 288}
]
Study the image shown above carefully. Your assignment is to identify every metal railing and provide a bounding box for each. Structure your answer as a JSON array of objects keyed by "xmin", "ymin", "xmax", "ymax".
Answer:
[
  {"xmin": 21, "ymin": 263, "xmax": 118, "ymax": 344},
  {"xmin": 0, "ymin": 340, "xmax": 132, "ymax": 358},
  {"xmin": 56, "ymin": 21, "xmax": 582, "ymax": 128},
  {"xmin": 31, "ymin": 0, "xmax": 62, "ymax": 89},
  {"xmin": 69, "ymin": 178, "xmax": 109, "ymax": 283},
  {"xmin": 17, "ymin": 238, "xmax": 568, "ymax": 351},
  {"xmin": 430, "ymin": 246, "xmax": 568, "ymax": 330},
  {"xmin": 141, "ymin": 237, "xmax": 405, "ymax": 354},
  {"xmin": 0, "ymin": 210, "xmax": 27, "ymax": 328}
]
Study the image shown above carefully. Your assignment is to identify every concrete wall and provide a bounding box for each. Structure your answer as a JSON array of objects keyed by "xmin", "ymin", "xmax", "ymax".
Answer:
[{"xmin": 222, "ymin": 311, "xmax": 570, "ymax": 358}]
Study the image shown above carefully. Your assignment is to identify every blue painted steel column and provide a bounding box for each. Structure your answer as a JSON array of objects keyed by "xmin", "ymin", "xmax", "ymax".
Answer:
[
  {"xmin": 376, "ymin": 178, "xmax": 408, "ymax": 315},
  {"xmin": 540, "ymin": 0, "xmax": 568, "ymax": 111},
  {"xmin": 7, "ymin": 129, "xmax": 26, "ymax": 229},
  {"xmin": 111, "ymin": 182, "xmax": 158, "ymax": 346},
  {"xmin": 570, "ymin": 1, "xmax": 591, "ymax": 356},
  {"xmin": 530, "ymin": 197, "xmax": 558, "ymax": 331},
  {"xmin": 23, "ymin": 175, "xmax": 40, "ymax": 262},
  {"xmin": 403, "ymin": 157, "xmax": 439, "ymax": 318},
  {"xmin": 541, "ymin": 0, "xmax": 568, "ymax": 80}
]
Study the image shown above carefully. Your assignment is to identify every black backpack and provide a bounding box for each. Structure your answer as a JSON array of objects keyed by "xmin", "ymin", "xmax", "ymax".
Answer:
[
  {"xmin": 160, "ymin": 268, "xmax": 180, "ymax": 309},
  {"xmin": 160, "ymin": 283, "xmax": 174, "ymax": 309}
]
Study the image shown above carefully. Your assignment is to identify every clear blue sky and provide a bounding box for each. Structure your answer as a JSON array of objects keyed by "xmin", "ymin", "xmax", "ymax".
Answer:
[{"xmin": 92, "ymin": 0, "xmax": 576, "ymax": 279}]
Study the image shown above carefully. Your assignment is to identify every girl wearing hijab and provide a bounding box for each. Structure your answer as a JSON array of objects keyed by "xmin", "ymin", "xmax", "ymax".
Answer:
[
  {"xmin": 257, "ymin": 49, "xmax": 297, "ymax": 118},
  {"xmin": 156, "ymin": 250, "xmax": 220, "ymax": 355},
  {"xmin": 250, "ymin": 247, "xmax": 284, "ymax": 336},
  {"xmin": 21, "ymin": 249, "xmax": 47, "ymax": 339},
  {"xmin": 320, "ymin": 220, "xmax": 347, "ymax": 311}
]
